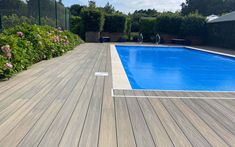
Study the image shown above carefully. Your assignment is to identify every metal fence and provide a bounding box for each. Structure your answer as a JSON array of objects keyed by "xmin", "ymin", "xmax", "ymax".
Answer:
[{"xmin": 0, "ymin": 0, "xmax": 70, "ymax": 31}]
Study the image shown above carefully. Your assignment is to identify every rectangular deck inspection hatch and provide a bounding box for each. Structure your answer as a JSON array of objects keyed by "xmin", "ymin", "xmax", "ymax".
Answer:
[{"xmin": 95, "ymin": 72, "xmax": 109, "ymax": 77}]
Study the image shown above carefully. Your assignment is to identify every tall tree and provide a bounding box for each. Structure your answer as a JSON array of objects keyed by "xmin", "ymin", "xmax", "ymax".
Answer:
[
  {"xmin": 181, "ymin": 0, "xmax": 235, "ymax": 16},
  {"xmin": 103, "ymin": 2, "xmax": 115, "ymax": 14}
]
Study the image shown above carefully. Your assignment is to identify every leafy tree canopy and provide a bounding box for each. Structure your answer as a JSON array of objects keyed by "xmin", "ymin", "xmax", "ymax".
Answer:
[{"xmin": 181, "ymin": 0, "xmax": 235, "ymax": 16}]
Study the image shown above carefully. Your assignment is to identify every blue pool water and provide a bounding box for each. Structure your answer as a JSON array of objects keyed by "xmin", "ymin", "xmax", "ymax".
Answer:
[{"xmin": 116, "ymin": 45, "xmax": 235, "ymax": 91}]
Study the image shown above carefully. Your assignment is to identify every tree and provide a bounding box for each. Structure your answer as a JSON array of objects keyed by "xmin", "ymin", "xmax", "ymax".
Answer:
[
  {"xmin": 103, "ymin": 2, "xmax": 115, "ymax": 14},
  {"xmin": 181, "ymin": 0, "xmax": 235, "ymax": 16},
  {"xmin": 70, "ymin": 4, "xmax": 85, "ymax": 16},
  {"xmin": 88, "ymin": 0, "xmax": 96, "ymax": 9}
]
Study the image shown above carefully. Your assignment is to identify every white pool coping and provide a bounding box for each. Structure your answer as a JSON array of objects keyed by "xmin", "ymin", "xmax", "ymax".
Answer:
[{"xmin": 110, "ymin": 44, "xmax": 132, "ymax": 89}]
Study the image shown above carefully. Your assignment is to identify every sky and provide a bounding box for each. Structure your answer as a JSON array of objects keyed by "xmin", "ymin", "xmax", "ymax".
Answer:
[{"xmin": 63, "ymin": 0, "xmax": 186, "ymax": 13}]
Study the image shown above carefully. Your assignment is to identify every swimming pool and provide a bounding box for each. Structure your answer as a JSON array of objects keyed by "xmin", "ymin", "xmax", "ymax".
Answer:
[{"xmin": 115, "ymin": 45, "xmax": 235, "ymax": 91}]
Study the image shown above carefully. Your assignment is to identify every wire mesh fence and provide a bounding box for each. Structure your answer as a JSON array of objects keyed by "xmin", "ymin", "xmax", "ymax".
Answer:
[{"xmin": 0, "ymin": 0, "xmax": 70, "ymax": 31}]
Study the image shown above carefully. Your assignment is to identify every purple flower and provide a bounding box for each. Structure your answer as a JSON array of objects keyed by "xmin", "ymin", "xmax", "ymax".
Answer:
[{"xmin": 17, "ymin": 32, "xmax": 24, "ymax": 37}]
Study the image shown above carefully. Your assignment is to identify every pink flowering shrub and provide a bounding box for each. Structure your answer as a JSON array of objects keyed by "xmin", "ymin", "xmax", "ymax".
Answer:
[
  {"xmin": 0, "ymin": 23, "xmax": 83, "ymax": 79},
  {"xmin": 16, "ymin": 32, "xmax": 24, "ymax": 37}
]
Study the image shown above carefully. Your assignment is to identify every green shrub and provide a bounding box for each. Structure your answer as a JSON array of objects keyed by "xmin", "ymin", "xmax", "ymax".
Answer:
[
  {"xmin": 180, "ymin": 13, "xmax": 206, "ymax": 37},
  {"xmin": 126, "ymin": 18, "xmax": 132, "ymax": 33},
  {"xmin": 0, "ymin": 23, "xmax": 83, "ymax": 79},
  {"xmin": 70, "ymin": 16, "xmax": 83, "ymax": 36},
  {"xmin": 81, "ymin": 9, "xmax": 104, "ymax": 32},
  {"xmin": 103, "ymin": 14, "xmax": 127, "ymax": 32},
  {"xmin": 139, "ymin": 17, "xmax": 156, "ymax": 42},
  {"xmin": 156, "ymin": 13, "xmax": 183, "ymax": 35}
]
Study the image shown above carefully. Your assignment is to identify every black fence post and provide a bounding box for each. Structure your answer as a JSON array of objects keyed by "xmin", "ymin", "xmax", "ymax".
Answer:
[
  {"xmin": 65, "ymin": 8, "xmax": 67, "ymax": 30},
  {"xmin": 68, "ymin": 9, "xmax": 70, "ymax": 31},
  {"xmin": 38, "ymin": 0, "xmax": 41, "ymax": 25},
  {"xmin": 0, "ymin": 14, "xmax": 2, "ymax": 32},
  {"xmin": 55, "ymin": 1, "xmax": 58, "ymax": 28}
]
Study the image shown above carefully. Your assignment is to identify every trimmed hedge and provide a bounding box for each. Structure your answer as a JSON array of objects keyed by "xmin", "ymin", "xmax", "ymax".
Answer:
[
  {"xmin": 156, "ymin": 13, "xmax": 183, "ymax": 35},
  {"xmin": 138, "ymin": 13, "xmax": 207, "ymax": 42},
  {"xmin": 180, "ymin": 13, "xmax": 207, "ymax": 37},
  {"xmin": 70, "ymin": 16, "xmax": 84, "ymax": 38},
  {"xmin": 207, "ymin": 21, "xmax": 235, "ymax": 49},
  {"xmin": 139, "ymin": 17, "xmax": 156, "ymax": 42},
  {"xmin": 103, "ymin": 14, "xmax": 127, "ymax": 33},
  {"xmin": 81, "ymin": 9, "xmax": 104, "ymax": 32},
  {"xmin": 0, "ymin": 23, "xmax": 83, "ymax": 79}
]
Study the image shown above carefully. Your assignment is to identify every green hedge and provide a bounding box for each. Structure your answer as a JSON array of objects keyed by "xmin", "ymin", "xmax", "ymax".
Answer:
[
  {"xmin": 70, "ymin": 16, "xmax": 85, "ymax": 39},
  {"xmin": 81, "ymin": 9, "xmax": 104, "ymax": 32},
  {"xmin": 0, "ymin": 23, "xmax": 83, "ymax": 79},
  {"xmin": 180, "ymin": 13, "xmax": 206, "ymax": 37},
  {"xmin": 103, "ymin": 14, "xmax": 127, "ymax": 32},
  {"xmin": 156, "ymin": 13, "xmax": 183, "ymax": 35},
  {"xmin": 139, "ymin": 17, "xmax": 156, "ymax": 41},
  {"xmin": 207, "ymin": 21, "xmax": 235, "ymax": 49}
]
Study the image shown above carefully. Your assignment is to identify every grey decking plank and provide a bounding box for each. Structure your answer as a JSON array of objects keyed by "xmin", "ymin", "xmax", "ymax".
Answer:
[
  {"xmin": 216, "ymin": 100, "xmax": 235, "ymax": 114},
  {"xmin": 37, "ymin": 48, "xmax": 101, "ymax": 147},
  {"xmin": 115, "ymin": 96, "xmax": 136, "ymax": 147},
  {"xmin": 124, "ymin": 91, "xmax": 155, "ymax": 147},
  {"xmin": 0, "ymin": 47, "xmax": 87, "ymax": 98},
  {"xmin": 204, "ymin": 99, "xmax": 235, "ymax": 123},
  {"xmin": 160, "ymin": 99, "xmax": 211, "ymax": 147},
  {"xmin": 0, "ymin": 50, "xmax": 87, "ymax": 125},
  {"xmin": 135, "ymin": 90, "xmax": 174, "ymax": 146},
  {"xmin": 98, "ymin": 44, "xmax": 117, "ymax": 147},
  {"xmin": 17, "ymin": 47, "xmax": 102, "ymax": 147},
  {"xmin": 194, "ymin": 99, "xmax": 235, "ymax": 135},
  {"xmin": 172, "ymin": 99, "xmax": 228, "ymax": 147},
  {"xmin": 136, "ymin": 99, "xmax": 173, "ymax": 146},
  {"xmin": 0, "ymin": 51, "xmax": 86, "ymax": 113},
  {"xmin": 0, "ymin": 48, "xmax": 95, "ymax": 146},
  {"xmin": 182, "ymin": 99, "xmax": 235, "ymax": 146},
  {"xmin": 57, "ymin": 46, "xmax": 105, "ymax": 147},
  {"xmin": 149, "ymin": 99, "xmax": 192, "ymax": 147},
  {"xmin": 78, "ymin": 47, "xmax": 107, "ymax": 147}
]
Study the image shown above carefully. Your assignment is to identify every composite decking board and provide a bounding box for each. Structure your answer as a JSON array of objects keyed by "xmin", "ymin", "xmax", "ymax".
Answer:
[
  {"xmin": 135, "ymin": 91, "xmax": 174, "ymax": 147},
  {"xmin": 0, "ymin": 58, "xmax": 83, "ymax": 141},
  {"xmin": 160, "ymin": 99, "xmax": 211, "ymax": 147},
  {"xmin": 57, "ymin": 71, "xmax": 103, "ymax": 146},
  {"xmin": 182, "ymin": 99, "xmax": 235, "ymax": 146},
  {"xmin": 0, "ymin": 48, "xmax": 96, "ymax": 146},
  {"xmin": 216, "ymin": 100, "xmax": 235, "ymax": 113},
  {"xmin": 113, "ymin": 89, "xmax": 235, "ymax": 99},
  {"xmin": 194, "ymin": 100, "xmax": 235, "ymax": 135},
  {"xmin": 1, "ymin": 43, "xmax": 235, "ymax": 147},
  {"xmin": 123, "ymin": 90, "xmax": 156, "ymax": 147},
  {"xmin": 114, "ymin": 90, "xmax": 137, "ymax": 147},
  {"xmin": 203, "ymin": 99, "xmax": 235, "ymax": 123},
  {"xmin": 0, "ymin": 51, "xmax": 87, "ymax": 113},
  {"xmin": 17, "ymin": 46, "xmax": 103, "ymax": 147},
  {"xmin": 0, "ymin": 47, "xmax": 87, "ymax": 99},
  {"xmin": 57, "ymin": 47, "xmax": 105, "ymax": 147},
  {"xmin": 172, "ymin": 99, "xmax": 229, "ymax": 146},
  {"xmin": 149, "ymin": 99, "xmax": 192, "ymax": 147},
  {"xmin": 38, "ymin": 47, "xmax": 102, "ymax": 147},
  {"xmin": 0, "ymin": 50, "xmax": 88, "ymax": 124},
  {"xmin": 77, "ymin": 49, "xmax": 107, "ymax": 147},
  {"xmin": 98, "ymin": 44, "xmax": 117, "ymax": 147}
]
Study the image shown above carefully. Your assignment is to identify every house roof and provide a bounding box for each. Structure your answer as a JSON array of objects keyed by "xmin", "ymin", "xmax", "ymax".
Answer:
[{"xmin": 208, "ymin": 11, "xmax": 235, "ymax": 23}]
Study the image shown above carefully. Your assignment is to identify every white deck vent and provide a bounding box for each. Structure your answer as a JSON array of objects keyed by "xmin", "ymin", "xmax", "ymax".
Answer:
[{"xmin": 95, "ymin": 72, "xmax": 109, "ymax": 77}]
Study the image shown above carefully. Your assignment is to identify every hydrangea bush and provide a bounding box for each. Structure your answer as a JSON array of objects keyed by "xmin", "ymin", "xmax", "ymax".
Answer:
[{"xmin": 0, "ymin": 23, "xmax": 83, "ymax": 79}]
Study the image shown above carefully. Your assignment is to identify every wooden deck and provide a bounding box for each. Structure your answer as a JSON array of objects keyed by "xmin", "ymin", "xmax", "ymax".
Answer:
[{"xmin": 0, "ymin": 43, "xmax": 235, "ymax": 147}]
